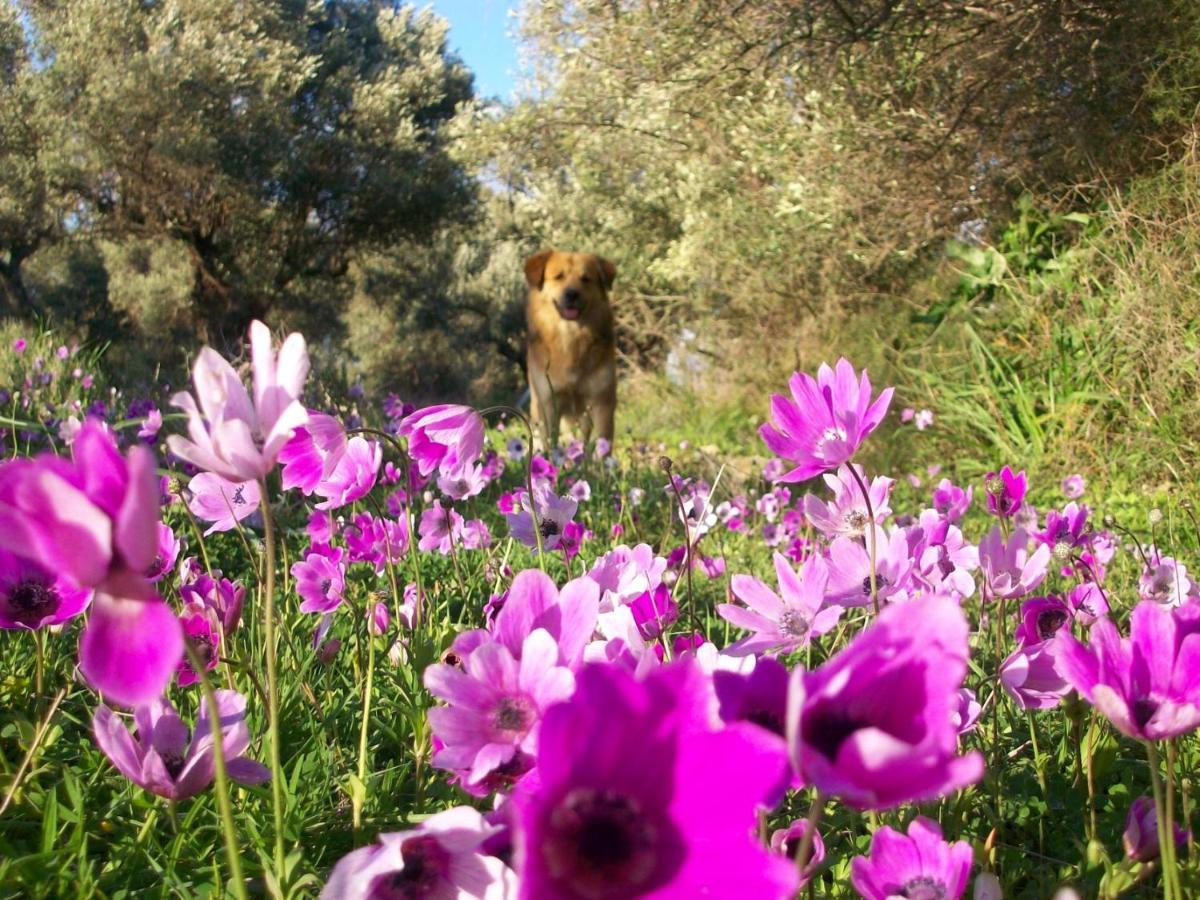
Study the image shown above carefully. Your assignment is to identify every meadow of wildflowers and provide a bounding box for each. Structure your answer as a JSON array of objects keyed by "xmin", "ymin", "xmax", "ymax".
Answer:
[{"xmin": 0, "ymin": 324, "xmax": 1197, "ymax": 899}]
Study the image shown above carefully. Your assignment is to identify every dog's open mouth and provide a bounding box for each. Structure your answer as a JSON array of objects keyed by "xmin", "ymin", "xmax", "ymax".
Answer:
[{"xmin": 556, "ymin": 304, "xmax": 581, "ymax": 320}]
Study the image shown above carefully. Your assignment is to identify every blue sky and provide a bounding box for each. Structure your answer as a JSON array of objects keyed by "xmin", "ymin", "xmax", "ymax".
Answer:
[{"xmin": 425, "ymin": 1, "xmax": 521, "ymax": 102}]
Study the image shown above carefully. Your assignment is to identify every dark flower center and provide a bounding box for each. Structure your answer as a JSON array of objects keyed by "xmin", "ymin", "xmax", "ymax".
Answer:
[
  {"xmin": 8, "ymin": 579, "xmax": 60, "ymax": 625},
  {"xmin": 319, "ymin": 578, "xmax": 333, "ymax": 597},
  {"xmin": 777, "ymin": 609, "xmax": 811, "ymax": 638},
  {"xmin": 1036, "ymin": 608, "xmax": 1069, "ymax": 640},
  {"xmin": 231, "ymin": 486, "xmax": 246, "ymax": 505},
  {"xmin": 368, "ymin": 835, "xmax": 449, "ymax": 899},
  {"xmin": 745, "ymin": 708, "xmax": 785, "ymax": 737},
  {"xmin": 539, "ymin": 519, "xmax": 561, "ymax": 540},
  {"xmin": 861, "ymin": 574, "xmax": 891, "ymax": 595},
  {"xmin": 898, "ymin": 876, "xmax": 947, "ymax": 899},
  {"xmin": 145, "ymin": 555, "xmax": 165, "ymax": 577},
  {"xmin": 543, "ymin": 788, "xmax": 660, "ymax": 898},
  {"xmin": 844, "ymin": 509, "xmax": 869, "ymax": 531},
  {"xmin": 493, "ymin": 696, "xmax": 534, "ymax": 734},
  {"xmin": 937, "ymin": 546, "xmax": 955, "ymax": 578},
  {"xmin": 161, "ymin": 749, "xmax": 187, "ymax": 780},
  {"xmin": 803, "ymin": 707, "xmax": 867, "ymax": 761},
  {"xmin": 453, "ymin": 480, "xmax": 468, "ymax": 495},
  {"xmin": 1133, "ymin": 698, "xmax": 1159, "ymax": 730},
  {"xmin": 478, "ymin": 751, "xmax": 533, "ymax": 793}
]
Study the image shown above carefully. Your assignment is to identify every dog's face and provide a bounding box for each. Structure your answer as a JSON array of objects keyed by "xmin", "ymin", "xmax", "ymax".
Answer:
[{"xmin": 524, "ymin": 250, "xmax": 616, "ymax": 322}]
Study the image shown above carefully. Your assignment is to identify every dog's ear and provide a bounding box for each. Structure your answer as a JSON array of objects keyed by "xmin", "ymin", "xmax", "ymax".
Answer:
[
  {"xmin": 595, "ymin": 255, "xmax": 617, "ymax": 290},
  {"xmin": 524, "ymin": 250, "xmax": 554, "ymax": 290}
]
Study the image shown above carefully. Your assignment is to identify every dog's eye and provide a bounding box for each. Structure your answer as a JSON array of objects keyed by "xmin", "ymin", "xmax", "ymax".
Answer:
[
  {"xmin": 581, "ymin": 275, "xmax": 591, "ymax": 283},
  {"xmin": 553, "ymin": 272, "xmax": 565, "ymax": 281}
]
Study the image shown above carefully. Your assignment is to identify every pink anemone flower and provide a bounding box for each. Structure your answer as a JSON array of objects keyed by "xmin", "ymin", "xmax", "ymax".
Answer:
[
  {"xmin": 93, "ymin": 689, "xmax": 269, "ymax": 800},
  {"xmin": 759, "ymin": 358, "xmax": 893, "ymax": 483},
  {"xmin": 167, "ymin": 320, "xmax": 309, "ymax": 482},
  {"xmin": 0, "ymin": 421, "xmax": 182, "ymax": 705}
]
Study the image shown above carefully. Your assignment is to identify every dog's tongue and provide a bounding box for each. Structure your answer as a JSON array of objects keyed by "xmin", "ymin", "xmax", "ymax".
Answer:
[{"xmin": 559, "ymin": 306, "xmax": 580, "ymax": 320}]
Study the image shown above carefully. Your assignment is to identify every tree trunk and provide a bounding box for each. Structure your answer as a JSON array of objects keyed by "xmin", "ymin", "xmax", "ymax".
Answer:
[{"xmin": 0, "ymin": 252, "xmax": 35, "ymax": 319}]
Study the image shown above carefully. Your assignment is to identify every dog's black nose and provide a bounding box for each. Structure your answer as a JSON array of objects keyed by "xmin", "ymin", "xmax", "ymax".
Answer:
[{"xmin": 562, "ymin": 288, "xmax": 581, "ymax": 307}]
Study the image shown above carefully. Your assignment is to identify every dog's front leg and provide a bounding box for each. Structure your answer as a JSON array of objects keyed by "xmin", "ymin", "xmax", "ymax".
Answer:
[{"xmin": 529, "ymin": 366, "xmax": 560, "ymax": 451}]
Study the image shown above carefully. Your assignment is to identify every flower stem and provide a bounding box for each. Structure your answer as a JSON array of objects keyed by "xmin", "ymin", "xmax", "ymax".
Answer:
[
  {"xmin": 665, "ymin": 469, "xmax": 699, "ymax": 637},
  {"xmin": 846, "ymin": 465, "xmax": 879, "ymax": 614},
  {"xmin": 353, "ymin": 600, "xmax": 376, "ymax": 831},
  {"xmin": 1146, "ymin": 740, "xmax": 1180, "ymax": 900},
  {"xmin": 185, "ymin": 642, "xmax": 247, "ymax": 900},
  {"xmin": 0, "ymin": 686, "xmax": 66, "ymax": 818},
  {"xmin": 794, "ymin": 790, "xmax": 826, "ymax": 872},
  {"xmin": 33, "ymin": 629, "xmax": 44, "ymax": 696},
  {"xmin": 258, "ymin": 480, "xmax": 286, "ymax": 883}
]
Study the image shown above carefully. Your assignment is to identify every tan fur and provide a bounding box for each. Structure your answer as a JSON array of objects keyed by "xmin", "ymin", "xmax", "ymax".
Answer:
[{"xmin": 524, "ymin": 249, "xmax": 617, "ymax": 448}]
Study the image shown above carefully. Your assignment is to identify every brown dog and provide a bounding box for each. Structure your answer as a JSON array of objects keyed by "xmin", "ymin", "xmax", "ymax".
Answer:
[{"xmin": 524, "ymin": 249, "xmax": 617, "ymax": 449}]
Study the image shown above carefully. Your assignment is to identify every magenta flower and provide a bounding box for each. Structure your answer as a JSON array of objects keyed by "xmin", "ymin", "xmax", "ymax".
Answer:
[
  {"xmin": 787, "ymin": 595, "xmax": 985, "ymax": 810},
  {"xmin": 628, "ymin": 584, "xmax": 678, "ymax": 641},
  {"xmin": 587, "ymin": 544, "xmax": 668, "ymax": 612},
  {"xmin": 850, "ymin": 817, "xmax": 973, "ymax": 900},
  {"xmin": 179, "ymin": 570, "xmax": 245, "ymax": 635},
  {"xmin": 489, "ymin": 570, "xmax": 600, "ymax": 671},
  {"xmin": 315, "ymin": 436, "xmax": 381, "ymax": 510},
  {"xmin": 0, "ymin": 421, "xmax": 182, "ymax": 705},
  {"xmin": 144, "ymin": 523, "xmax": 181, "ymax": 584},
  {"xmin": 419, "ymin": 500, "xmax": 465, "ymax": 555},
  {"xmin": 344, "ymin": 513, "xmax": 408, "ymax": 574},
  {"xmin": 1014, "ymin": 596, "xmax": 1074, "ymax": 646},
  {"xmin": 1055, "ymin": 600, "xmax": 1200, "ymax": 740},
  {"xmin": 1035, "ymin": 502, "xmax": 1093, "ymax": 560},
  {"xmin": 1139, "ymin": 547, "xmax": 1197, "ymax": 607},
  {"xmin": 1068, "ymin": 582, "xmax": 1110, "ymax": 626},
  {"xmin": 1062, "ymin": 473, "xmax": 1086, "ymax": 499},
  {"xmin": 979, "ymin": 526, "xmax": 1050, "ymax": 600},
  {"xmin": 0, "ymin": 548, "xmax": 91, "ymax": 630},
  {"xmin": 1000, "ymin": 640, "xmax": 1071, "ymax": 710},
  {"xmin": 399, "ymin": 404, "xmax": 485, "ymax": 478},
  {"xmin": 438, "ymin": 463, "xmax": 489, "ymax": 501},
  {"xmin": 511, "ymin": 660, "xmax": 797, "ymax": 900},
  {"xmin": 278, "ymin": 412, "xmax": 348, "ymax": 494},
  {"xmin": 167, "ymin": 320, "xmax": 309, "ymax": 482},
  {"xmin": 908, "ymin": 513, "xmax": 978, "ymax": 601},
  {"xmin": 719, "ymin": 553, "xmax": 842, "ymax": 656},
  {"xmin": 759, "ymin": 358, "xmax": 894, "ymax": 483},
  {"xmin": 505, "ymin": 483, "xmax": 577, "ymax": 552},
  {"xmin": 176, "ymin": 604, "xmax": 222, "ymax": 687},
  {"xmin": 93, "ymin": 689, "xmax": 269, "ymax": 800},
  {"xmin": 824, "ymin": 526, "xmax": 916, "ymax": 608},
  {"xmin": 320, "ymin": 806, "xmax": 515, "ymax": 899},
  {"xmin": 186, "ymin": 472, "xmax": 260, "ymax": 535},
  {"xmin": 769, "ymin": 820, "xmax": 825, "ymax": 889},
  {"xmin": 952, "ymin": 688, "xmax": 982, "ymax": 736},
  {"xmin": 1124, "ymin": 795, "xmax": 1189, "ymax": 862},
  {"xmin": 292, "ymin": 547, "xmax": 347, "ymax": 614},
  {"xmin": 713, "ymin": 655, "xmax": 790, "ymax": 744},
  {"xmin": 137, "ymin": 408, "xmax": 163, "ymax": 442},
  {"xmin": 984, "ymin": 466, "xmax": 1027, "ymax": 518},
  {"xmin": 424, "ymin": 629, "xmax": 576, "ymax": 791},
  {"xmin": 802, "ymin": 464, "xmax": 893, "ymax": 539},
  {"xmin": 932, "ymin": 478, "xmax": 972, "ymax": 522}
]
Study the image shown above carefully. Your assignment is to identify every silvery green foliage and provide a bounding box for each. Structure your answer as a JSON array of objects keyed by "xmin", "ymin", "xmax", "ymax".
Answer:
[{"xmin": 4, "ymin": 0, "xmax": 474, "ymax": 350}]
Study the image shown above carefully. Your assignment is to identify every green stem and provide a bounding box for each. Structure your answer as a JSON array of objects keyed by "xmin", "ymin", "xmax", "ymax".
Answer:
[
  {"xmin": 33, "ymin": 629, "xmax": 44, "ymax": 696},
  {"xmin": 665, "ymin": 469, "xmax": 699, "ymax": 636},
  {"xmin": 794, "ymin": 791, "xmax": 826, "ymax": 873},
  {"xmin": 258, "ymin": 480, "xmax": 286, "ymax": 883},
  {"xmin": 0, "ymin": 686, "xmax": 66, "ymax": 818},
  {"xmin": 353, "ymin": 600, "xmax": 377, "ymax": 831},
  {"xmin": 846, "ymin": 465, "xmax": 879, "ymax": 614},
  {"xmin": 1146, "ymin": 741, "xmax": 1180, "ymax": 900},
  {"xmin": 185, "ymin": 643, "xmax": 248, "ymax": 900}
]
